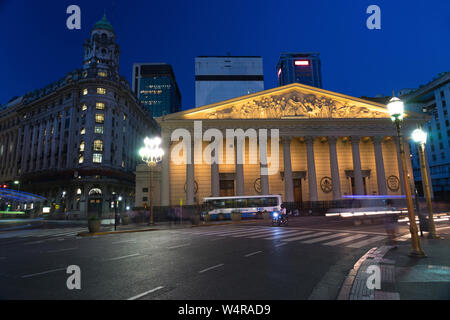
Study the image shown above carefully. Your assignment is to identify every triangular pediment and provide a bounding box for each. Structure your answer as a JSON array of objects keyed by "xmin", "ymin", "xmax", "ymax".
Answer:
[{"xmin": 159, "ymin": 83, "xmax": 417, "ymax": 121}]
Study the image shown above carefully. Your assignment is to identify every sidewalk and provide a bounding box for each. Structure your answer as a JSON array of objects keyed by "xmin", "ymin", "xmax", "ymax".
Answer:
[{"xmin": 384, "ymin": 237, "xmax": 450, "ymax": 299}]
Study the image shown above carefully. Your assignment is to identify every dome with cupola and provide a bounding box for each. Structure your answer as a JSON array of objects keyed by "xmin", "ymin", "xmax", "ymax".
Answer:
[{"xmin": 93, "ymin": 13, "xmax": 114, "ymax": 32}]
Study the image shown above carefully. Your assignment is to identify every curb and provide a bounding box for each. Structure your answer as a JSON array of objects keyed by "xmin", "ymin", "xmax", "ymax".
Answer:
[
  {"xmin": 77, "ymin": 228, "xmax": 160, "ymax": 237},
  {"xmin": 337, "ymin": 245, "xmax": 399, "ymax": 300}
]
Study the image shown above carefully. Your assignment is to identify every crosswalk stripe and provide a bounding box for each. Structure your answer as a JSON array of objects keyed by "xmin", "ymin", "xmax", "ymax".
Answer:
[
  {"xmin": 300, "ymin": 233, "xmax": 350, "ymax": 244},
  {"xmin": 346, "ymin": 235, "xmax": 387, "ymax": 248},
  {"xmin": 264, "ymin": 230, "xmax": 314, "ymax": 240},
  {"xmin": 231, "ymin": 229, "xmax": 284, "ymax": 238},
  {"xmin": 322, "ymin": 234, "xmax": 368, "ymax": 246},
  {"xmin": 282, "ymin": 231, "xmax": 330, "ymax": 242},
  {"xmin": 247, "ymin": 230, "xmax": 290, "ymax": 239},
  {"xmin": 204, "ymin": 228, "xmax": 265, "ymax": 236}
]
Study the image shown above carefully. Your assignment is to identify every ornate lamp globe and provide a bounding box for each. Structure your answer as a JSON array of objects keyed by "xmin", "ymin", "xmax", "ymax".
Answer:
[
  {"xmin": 412, "ymin": 128, "xmax": 427, "ymax": 144},
  {"xmin": 387, "ymin": 96, "xmax": 405, "ymax": 121}
]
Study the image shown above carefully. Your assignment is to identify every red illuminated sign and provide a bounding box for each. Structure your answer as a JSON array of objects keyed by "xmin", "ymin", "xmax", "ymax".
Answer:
[{"xmin": 294, "ymin": 60, "xmax": 310, "ymax": 66}]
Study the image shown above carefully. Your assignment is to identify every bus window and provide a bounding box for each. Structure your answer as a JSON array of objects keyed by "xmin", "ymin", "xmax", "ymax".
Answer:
[
  {"xmin": 267, "ymin": 197, "xmax": 278, "ymax": 207},
  {"xmin": 225, "ymin": 198, "xmax": 235, "ymax": 208},
  {"xmin": 236, "ymin": 198, "xmax": 247, "ymax": 208},
  {"xmin": 247, "ymin": 198, "xmax": 261, "ymax": 207},
  {"xmin": 212, "ymin": 200, "xmax": 225, "ymax": 209}
]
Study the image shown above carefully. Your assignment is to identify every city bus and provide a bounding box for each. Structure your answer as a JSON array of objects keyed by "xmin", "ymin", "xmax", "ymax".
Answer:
[{"xmin": 202, "ymin": 195, "xmax": 282, "ymax": 220}]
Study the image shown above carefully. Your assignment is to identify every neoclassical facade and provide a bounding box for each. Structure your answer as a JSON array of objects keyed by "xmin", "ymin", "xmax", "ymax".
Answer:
[
  {"xmin": 148, "ymin": 83, "xmax": 429, "ymax": 209},
  {"xmin": 0, "ymin": 15, "xmax": 157, "ymax": 217}
]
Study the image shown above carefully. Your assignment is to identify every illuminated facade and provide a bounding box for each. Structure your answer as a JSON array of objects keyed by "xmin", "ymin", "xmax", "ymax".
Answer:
[
  {"xmin": 0, "ymin": 15, "xmax": 157, "ymax": 218},
  {"xmin": 132, "ymin": 63, "xmax": 181, "ymax": 117},
  {"xmin": 136, "ymin": 83, "xmax": 429, "ymax": 211},
  {"xmin": 277, "ymin": 52, "xmax": 322, "ymax": 88}
]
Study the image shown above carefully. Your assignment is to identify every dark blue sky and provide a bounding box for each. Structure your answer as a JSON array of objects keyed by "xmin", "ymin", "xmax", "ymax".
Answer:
[{"xmin": 1, "ymin": 0, "xmax": 449, "ymax": 109}]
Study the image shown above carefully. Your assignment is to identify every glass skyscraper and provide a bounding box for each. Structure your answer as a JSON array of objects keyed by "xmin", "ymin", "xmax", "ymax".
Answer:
[
  {"xmin": 132, "ymin": 63, "xmax": 181, "ymax": 117},
  {"xmin": 276, "ymin": 52, "xmax": 322, "ymax": 88}
]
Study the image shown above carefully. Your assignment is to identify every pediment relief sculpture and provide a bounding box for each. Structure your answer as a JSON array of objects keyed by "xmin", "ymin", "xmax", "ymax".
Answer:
[{"xmin": 189, "ymin": 91, "xmax": 388, "ymax": 120}]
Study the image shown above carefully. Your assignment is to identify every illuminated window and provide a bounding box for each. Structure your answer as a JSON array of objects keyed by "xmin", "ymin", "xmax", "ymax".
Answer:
[
  {"xmin": 98, "ymin": 71, "xmax": 107, "ymax": 77},
  {"xmin": 123, "ymin": 113, "xmax": 127, "ymax": 120},
  {"xmin": 95, "ymin": 125, "xmax": 104, "ymax": 134},
  {"xmin": 95, "ymin": 113, "xmax": 104, "ymax": 123},
  {"xmin": 93, "ymin": 139, "xmax": 103, "ymax": 151},
  {"xmin": 121, "ymin": 160, "xmax": 125, "ymax": 167},
  {"xmin": 76, "ymin": 188, "xmax": 82, "ymax": 195},
  {"xmin": 80, "ymin": 128, "xmax": 86, "ymax": 135},
  {"xmin": 81, "ymin": 104, "xmax": 87, "ymax": 111},
  {"xmin": 79, "ymin": 141, "xmax": 85, "ymax": 152},
  {"xmin": 83, "ymin": 88, "xmax": 88, "ymax": 95},
  {"xmin": 93, "ymin": 153, "xmax": 102, "ymax": 163},
  {"xmin": 78, "ymin": 155, "xmax": 84, "ymax": 164},
  {"xmin": 96, "ymin": 102, "xmax": 105, "ymax": 110},
  {"xmin": 97, "ymin": 88, "xmax": 106, "ymax": 95}
]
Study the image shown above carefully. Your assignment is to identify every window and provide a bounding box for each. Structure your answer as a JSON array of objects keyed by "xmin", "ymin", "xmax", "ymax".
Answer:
[
  {"xmin": 142, "ymin": 197, "xmax": 148, "ymax": 201},
  {"xmin": 123, "ymin": 113, "xmax": 127, "ymax": 121},
  {"xmin": 93, "ymin": 153, "xmax": 102, "ymax": 163},
  {"xmin": 97, "ymin": 88, "xmax": 106, "ymax": 95},
  {"xmin": 83, "ymin": 88, "xmax": 88, "ymax": 95},
  {"xmin": 80, "ymin": 128, "xmax": 86, "ymax": 135},
  {"xmin": 98, "ymin": 71, "xmax": 107, "ymax": 77},
  {"xmin": 93, "ymin": 139, "xmax": 103, "ymax": 151},
  {"xmin": 95, "ymin": 125, "xmax": 104, "ymax": 134},
  {"xmin": 95, "ymin": 113, "xmax": 104, "ymax": 123},
  {"xmin": 96, "ymin": 102, "xmax": 105, "ymax": 110},
  {"xmin": 81, "ymin": 104, "xmax": 87, "ymax": 111},
  {"xmin": 76, "ymin": 188, "xmax": 82, "ymax": 195},
  {"xmin": 142, "ymin": 188, "xmax": 148, "ymax": 192},
  {"xmin": 79, "ymin": 141, "xmax": 85, "ymax": 152},
  {"xmin": 78, "ymin": 155, "xmax": 84, "ymax": 164}
]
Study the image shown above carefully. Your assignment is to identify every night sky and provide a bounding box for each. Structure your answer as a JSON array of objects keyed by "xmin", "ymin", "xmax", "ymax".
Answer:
[{"xmin": 1, "ymin": 0, "xmax": 449, "ymax": 109}]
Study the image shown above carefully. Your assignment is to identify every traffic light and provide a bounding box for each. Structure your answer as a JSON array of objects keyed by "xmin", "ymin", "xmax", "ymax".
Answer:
[{"xmin": 1, "ymin": 184, "xmax": 8, "ymax": 188}]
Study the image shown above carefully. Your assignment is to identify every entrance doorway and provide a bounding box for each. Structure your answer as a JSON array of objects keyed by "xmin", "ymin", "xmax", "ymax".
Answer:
[
  {"xmin": 88, "ymin": 198, "xmax": 103, "ymax": 216},
  {"xmin": 351, "ymin": 177, "xmax": 367, "ymax": 195},
  {"xmin": 293, "ymin": 178, "xmax": 302, "ymax": 202},
  {"xmin": 220, "ymin": 180, "xmax": 235, "ymax": 197}
]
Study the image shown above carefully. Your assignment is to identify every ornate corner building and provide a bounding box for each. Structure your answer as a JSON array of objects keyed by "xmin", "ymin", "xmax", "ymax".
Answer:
[{"xmin": 0, "ymin": 15, "xmax": 157, "ymax": 218}]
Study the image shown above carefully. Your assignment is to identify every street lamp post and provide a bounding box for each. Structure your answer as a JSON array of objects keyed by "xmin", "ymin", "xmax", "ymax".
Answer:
[
  {"xmin": 387, "ymin": 96, "xmax": 425, "ymax": 257},
  {"xmin": 411, "ymin": 128, "xmax": 440, "ymax": 239},
  {"xmin": 139, "ymin": 137, "xmax": 164, "ymax": 226}
]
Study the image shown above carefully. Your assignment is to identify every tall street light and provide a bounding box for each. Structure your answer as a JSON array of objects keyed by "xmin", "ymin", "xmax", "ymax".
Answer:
[
  {"xmin": 411, "ymin": 128, "xmax": 440, "ymax": 239},
  {"xmin": 387, "ymin": 96, "xmax": 425, "ymax": 257},
  {"xmin": 139, "ymin": 136, "xmax": 164, "ymax": 225}
]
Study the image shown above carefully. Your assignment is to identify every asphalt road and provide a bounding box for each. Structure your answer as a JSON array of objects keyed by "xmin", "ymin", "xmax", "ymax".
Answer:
[{"xmin": 0, "ymin": 217, "xmax": 448, "ymax": 300}]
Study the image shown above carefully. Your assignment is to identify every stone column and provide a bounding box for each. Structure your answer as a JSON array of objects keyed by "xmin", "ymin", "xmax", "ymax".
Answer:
[
  {"xmin": 235, "ymin": 138, "xmax": 245, "ymax": 196},
  {"xmin": 210, "ymin": 146, "xmax": 220, "ymax": 197},
  {"xmin": 328, "ymin": 136, "xmax": 342, "ymax": 200},
  {"xmin": 305, "ymin": 136, "xmax": 318, "ymax": 201},
  {"xmin": 394, "ymin": 136, "xmax": 406, "ymax": 195},
  {"xmin": 186, "ymin": 138, "xmax": 195, "ymax": 205},
  {"xmin": 282, "ymin": 137, "xmax": 294, "ymax": 202},
  {"xmin": 160, "ymin": 130, "xmax": 171, "ymax": 206},
  {"xmin": 259, "ymin": 138, "xmax": 269, "ymax": 195},
  {"xmin": 351, "ymin": 136, "xmax": 364, "ymax": 195},
  {"xmin": 373, "ymin": 136, "xmax": 388, "ymax": 195}
]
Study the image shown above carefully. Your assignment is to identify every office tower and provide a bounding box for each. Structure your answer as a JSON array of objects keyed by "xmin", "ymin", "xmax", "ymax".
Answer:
[{"xmin": 277, "ymin": 52, "xmax": 322, "ymax": 88}]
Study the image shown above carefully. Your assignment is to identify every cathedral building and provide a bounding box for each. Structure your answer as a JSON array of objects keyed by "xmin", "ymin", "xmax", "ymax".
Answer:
[
  {"xmin": 0, "ymin": 15, "xmax": 157, "ymax": 218},
  {"xmin": 139, "ymin": 83, "xmax": 430, "ymax": 211}
]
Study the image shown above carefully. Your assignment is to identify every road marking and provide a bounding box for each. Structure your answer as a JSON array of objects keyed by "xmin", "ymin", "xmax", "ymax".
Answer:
[
  {"xmin": 167, "ymin": 243, "xmax": 190, "ymax": 249},
  {"xmin": 199, "ymin": 263, "xmax": 224, "ymax": 274},
  {"xmin": 244, "ymin": 251, "xmax": 262, "ymax": 257},
  {"xmin": 21, "ymin": 267, "xmax": 66, "ymax": 278},
  {"xmin": 112, "ymin": 239, "xmax": 137, "ymax": 244},
  {"xmin": 104, "ymin": 253, "xmax": 141, "ymax": 261},
  {"xmin": 275, "ymin": 242, "xmax": 288, "ymax": 247},
  {"xmin": 47, "ymin": 247, "xmax": 78, "ymax": 253},
  {"xmin": 301, "ymin": 233, "xmax": 350, "ymax": 244},
  {"xmin": 247, "ymin": 230, "xmax": 288, "ymax": 239},
  {"xmin": 232, "ymin": 229, "xmax": 280, "ymax": 238},
  {"xmin": 282, "ymin": 231, "xmax": 330, "ymax": 242},
  {"xmin": 346, "ymin": 235, "xmax": 387, "ymax": 248},
  {"xmin": 127, "ymin": 286, "xmax": 164, "ymax": 300},
  {"xmin": 264, "ymin": 230, "xmax": 313, "ymax": 240},
  {"xmin": 24, "ymin": 240, "xmax": 45, "ymax": 245},
  {"xmin": 323, "ymin": 234, "xmax": 368, "ymax": 246}
]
